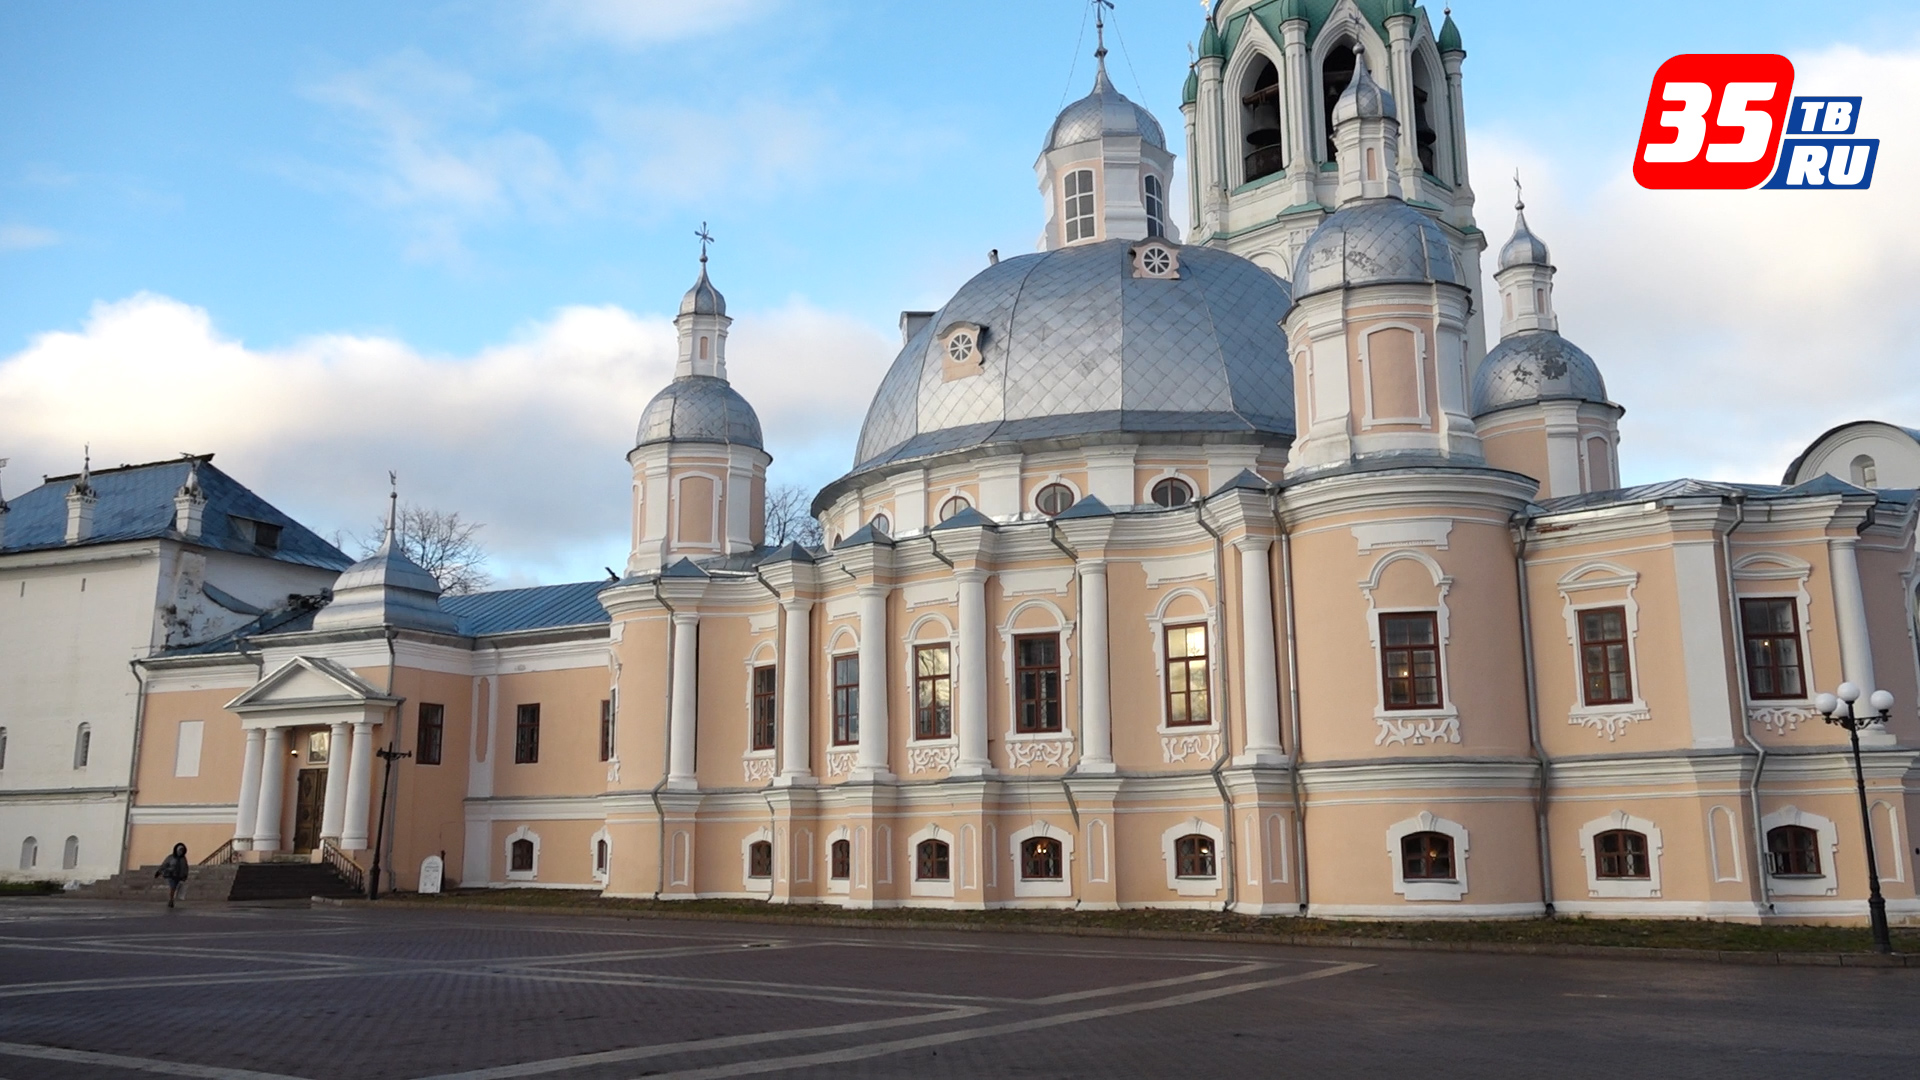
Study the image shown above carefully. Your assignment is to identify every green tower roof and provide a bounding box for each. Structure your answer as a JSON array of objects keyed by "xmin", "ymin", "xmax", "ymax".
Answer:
[{"xmin": 1438, "ymin": 10, "xmax": 1464, "ymax": 53}]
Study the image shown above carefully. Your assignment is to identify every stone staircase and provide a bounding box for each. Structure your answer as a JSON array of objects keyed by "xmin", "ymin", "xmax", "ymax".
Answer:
[{"xmin": 73, "ymin": 856, "xmax": 360, "ymax": 903}]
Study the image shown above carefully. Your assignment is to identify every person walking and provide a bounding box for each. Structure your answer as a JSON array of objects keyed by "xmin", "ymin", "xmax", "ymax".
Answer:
[{"xmin": 155, "ymin": 843, "xmax": 189, "ymax": 908}]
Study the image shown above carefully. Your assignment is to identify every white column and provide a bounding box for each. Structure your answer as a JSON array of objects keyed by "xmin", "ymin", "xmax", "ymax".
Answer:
[
  {"xmin": 1236, "ymin": 539, "xmax": 1286, "ymax": 764},
  {"xmin": 1386, "ymin": 16, "xmax": 1421, "ymax": 192},
  {"xmin": 955, "ymin": 570, "xmax": 991, "ymax": 775},
  {"xmin": 319, "ymin": 722, "xmax": 352, "ymax": 843},
  {"xmin": 1830, "ymin": 537, "xmax": 1879, "ymax": 695},
  {"xmin": 1195, "ymin": 55, "xmax": 1225, "ymax": 232},
  {"xmin": 252, "ymin": 726, "xmax": 288, "ymax": 852},
  {"xmin": 233, "ymin": 727, "xmax": 265, "ymax": 850},
  {"xmin": 1078, "ymin": 561, "xmax": 1115, "ymax": 773},
  {"xmin": 778, "ymin": 599, "xmax": 813, "ymax": 783},
  {"xmin": 341, "ymin": 721, "xmax": 375, "ymax": 850},
  {"xmin": 855, "ymin": 585, "xmax": 892, "ymax": 778},
  {"xmin": 668, "ymin": 613, "xmax": 700, "ymax": 789},
  {"xmin": 1443, "ymin": 56, "xmax": 1471, "ymax": 190}
]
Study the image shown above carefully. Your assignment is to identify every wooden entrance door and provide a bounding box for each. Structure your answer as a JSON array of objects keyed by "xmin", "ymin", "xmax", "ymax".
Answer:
[{"xmin": 292, "ymin": 769, "xmax": 326, "ymax": 852}]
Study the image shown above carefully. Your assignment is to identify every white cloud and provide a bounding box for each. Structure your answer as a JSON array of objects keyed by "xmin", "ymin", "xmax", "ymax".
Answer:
[
  {"xmin": 0, "ymin": 224, "xmax": 59, "ymax": 250},
  {"xmin": 1469, "ymin": 43, "xmax": 1920, "ymax": 486},
  {"xmin": 525, "ymin": 0, "xmax": 782, "ymax": 48},
  {"xmin": 0, "ymin": 293, "xmax": 893, "ymax": 585}
]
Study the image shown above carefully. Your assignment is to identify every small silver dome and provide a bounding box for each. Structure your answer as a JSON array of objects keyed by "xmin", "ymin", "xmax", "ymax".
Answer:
[
  {"xmin": 1045, "ymin": 64, "xmax": 1166, "ymax": 152},
  {"xmin": 1497, "ymin": 203, "xmax": 1552, "ymax": 271},
  {"xmin": 847, "ymin": 240, "xmax": 1293, "ymax": 478},
  {"xmin": 1292, "ymin": 199, "xmax": 1464, "ymax": 299},
  {"xmin": 637, "ymin": 376, "xmax": 763, "ymax": 449},
  {"xmin": 1331, "ymin": 46, "xmax": 1395, "ymax": 126},
  {"xmin": 679, "ymin": 265, "xmax": 726, "ymax": 318},
  {"xmin": 1471, "ymin": 331, "xmax": 1610, "ymax": 416}
]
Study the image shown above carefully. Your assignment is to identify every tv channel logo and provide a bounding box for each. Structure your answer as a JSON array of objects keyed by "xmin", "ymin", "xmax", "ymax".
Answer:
[{"xmin": 1632, "ymin": 54, "xmax": 1878, "ymax": 190}]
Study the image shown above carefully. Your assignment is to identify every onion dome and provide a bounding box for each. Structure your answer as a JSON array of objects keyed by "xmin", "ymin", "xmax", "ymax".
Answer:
[
  {"xmin": 845, "ymin": 240, "xmax": 1294, "ymax": 478},
  {"xmin": 1198, "ymin": 19, "xmax": 1225, "ymax": 60},
  {"xmin": 1292, "ymin": 199, "xmax": 1465, "ymax": 299},
  {"xmin": 1183, "ymin": 66, "xmax": 1200, "ymax": 107},
  {"xmin": 1471, "ymin": 331, "xmax": 1610, "ymax": 416},
  {"xmin": 679, "ymin": 265, "xmax": 725, "ymax": 318},
  {"xmin": 1438, "ymin": 10, "xmax": 1465, "ymax": 54},
  {"xmin": 1497, "ymin": 198, "xmax": 1552, "ymax": 270},
  {"xmin": 636, "ymin": 376, "xmax": 763, "ymax": 449},
  {"xmin": 1331, "ymin": 45, "xmax": 1395, "ymax": 126},
  {"xmin": 1046, "ymin": 64, "xmax": 1166, "ymax": 152},
  {"xmin": 312, "ymin": 498, "xmax": 459, "ymax": 634}
]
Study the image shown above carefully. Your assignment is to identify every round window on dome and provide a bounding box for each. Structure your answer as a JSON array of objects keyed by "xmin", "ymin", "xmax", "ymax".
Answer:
[
  {"xmin": 938, "ymin": 496, "xmax": 972, "ymax": 523},
  {"xmin": 1150, "ymin": 477, "xmax": 1193, "ymax": 508},
  {"xmin": 946, "ymin": 332, "xmax": 974, "ymax": 364},
  {"xmin": 1034, "ymin": 483, "xmax": 1075, "ymax": 518},
  {"xmin": 870, "ymin": 513, "xmax": 891, "ymax": 535}
]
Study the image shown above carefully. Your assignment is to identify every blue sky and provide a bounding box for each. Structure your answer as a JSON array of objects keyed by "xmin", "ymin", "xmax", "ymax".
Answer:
[{"xmin": 5, "ymin": 1, "xmax": 1920, "ymax": 585}]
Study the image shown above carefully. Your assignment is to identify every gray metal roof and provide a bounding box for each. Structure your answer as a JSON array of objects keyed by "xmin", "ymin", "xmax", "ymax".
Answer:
[
  {"xmin": 1497, "ymin": 203, "xmax": 1552, "ymax": 271},
  {"xmin": 0, "ymin": 457, "xmax": 351, "ymax": 571},
  {"xmin": 1532, "ymin": 475, "xmax": 1904, "ymax": 517},
  {"xmin": 636, "ymin": 375, "xmax": 764, "ymax": 450},
  {"xmin": 679, "ymin": 265, "xmax": 726, "ymax": 317},
  {"xmin": 1045, "ymin": 63, "xmax": 1166, "ymax": 152},
  {"xmin": 439, "ymin": 581, "xmax": 611, "ymax": 637},
  {"xmin": 1471, "ymin": 331, "xmax": 1610, "ymax": 416},
  {"xmin": 844, "ymin": 239, "xmax": 1294, "ymax": 481},
  {"xmin": 1292, "ymin": 198, "xmax": 1465, "ymax": 299},
  {"xmin": 1331, "ymin": 45, "xmax": 1394, "ymax": 126}
]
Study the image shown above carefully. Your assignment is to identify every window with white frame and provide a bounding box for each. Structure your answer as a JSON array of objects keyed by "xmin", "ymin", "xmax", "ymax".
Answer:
[
  {"xmin": 1387, "ymin": 812, "xmax": 1469, "ymax": 901},
  {"xmin": 1143, "ymin": 174, "xmax": 1166, "ymax": 237},
  {"xmin": 73, "ymin": 723, "xmax": 91, "ymax": 769},
  {"xmin": 505, "ymin": 827, "xmax": 540, "ymax": 881},
  {"xmin": 1160, "ymin": 819, "xmax": 1224, "ymax": 897},
  {"xmin": 1008, "ymin": 824, "xmax": 1073, "ymax": 898},
  {"xmin": 1760, "ymin": 806, "xmax": 1838, "ymax": 896},
  {"xmin": 1063, "ymin": 169, "xmax": 1096, "ymax": 242},
  {"xmin": 1577, "ymin": 811, "xmax": 1663, "ymax": 899}
]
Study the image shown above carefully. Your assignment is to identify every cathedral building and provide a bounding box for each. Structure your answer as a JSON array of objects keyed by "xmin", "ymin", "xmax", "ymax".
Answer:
[{"xmin": 25, "ymin": 2, "xmax": 1920, "ymax": 924}]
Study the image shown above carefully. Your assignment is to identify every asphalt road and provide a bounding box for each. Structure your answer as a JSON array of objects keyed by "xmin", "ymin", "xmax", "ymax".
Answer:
[{"xmin": 0, "ymin": 898, "xmax": 1912, "ymax": 1079}]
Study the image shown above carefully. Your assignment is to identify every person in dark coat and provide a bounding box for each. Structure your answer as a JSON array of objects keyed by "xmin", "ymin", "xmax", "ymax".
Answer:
[{"xmin": 155, "ymin": 843, "xmax": 189, "ymax": 908}]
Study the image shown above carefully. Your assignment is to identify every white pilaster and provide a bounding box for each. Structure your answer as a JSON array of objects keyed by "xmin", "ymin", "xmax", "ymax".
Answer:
[
  {"xmin": 341, "ymin": 721, "xmax": 374, "ymax": 850},
  {"xmin": 319, "ymin": 721, "xmax": 351, "ymax": 843},
  {"xmin": 1236, "ymin": 538, "xmax": 1286, "ymax": 764},
  {"xmin": 955, "ymin": 570, "xmax": 991, "ymax": 776},
  {"xmin": 855, "ymin": 585, "xmax": 893, "ymax": 779},
  {"xmin": 778, "ymin": 599, "xmax": 814, "ymax": 784},
  {"xmin": 1078, "ymin": 560, "xmax": 1115, "ymax": 773},
  {"xmin": 1386, "ymin": 13, "xmax": 1421, "ymax": 199},
  {"xmin": 252, "ymin": 726, "xmax": 288, "ymax": 852},
  {"xmin": 1829, "ymin": 537, "xmax": 1879, "ymax": 698},
  {"xmin": 668, "ymin": 613, "xmax": 701, "ymax": 789},
  {"xmin": 233, "ymin": 727, "xmax": 265, "ymax": 850},
  {"xmin": 1672, "ymin": 541, "xmax": 1737, "ymax": 749}
]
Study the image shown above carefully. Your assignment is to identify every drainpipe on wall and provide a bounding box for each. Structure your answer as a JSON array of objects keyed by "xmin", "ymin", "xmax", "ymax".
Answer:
[
  {"xmin": 1721, "ymin": 494, "xmax": 1772, "ymax": 914},
  {"xmin": 1513, "ymin": 515, "xmax": 1554, "ymax": 917},
  {"xmin": 650, "ymin": 577, "xmax": 676, "ymax": 901},
  {"xmin": 1275, "ymin": 491, "xmax": 1310, "ymax": 916},
  {"xmin": 1193, "ymin": 497, "xmax": 1238, "ymax": 914}
]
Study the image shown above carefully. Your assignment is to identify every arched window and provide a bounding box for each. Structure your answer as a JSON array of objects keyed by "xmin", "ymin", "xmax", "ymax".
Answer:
[
  {"xmin": 1143, "ymin": 175, "xmax": 1165, "ymax": 238},
  {"xmin": 1241, "ymin": 58, "xmax": 1284, "ymax": 181},
  {"xmin": 830, "ymin": 838, "xmax": 851, "ymax": 880},
  {"xmin": 1852, "ymin": 454, "xmax": 1879, "ymax": 487},
  {"xmin": 1320, "ymin": 43, "xmax": 1358, "ymax": 161},
  {"xmin": 1768, "ymin": 825, "xmax": 1821, "ymax": 877},
  {"xmin": 698, "ymin": 336, "xmax": 710, "ymax": 360},
  {"xmin": 595, "ymin": 838, "xmax": 609, "ymax": 874},
  {"xmin": 73, "ymin": 724, "xmax": 90, "ymax": 769},
  {"xmin": 19, "ymin": 837, "xmax": 37, "ymax": 871},
  {"xmin": 1164, "ymin": 623, "xmax": 1211, "ymax": 726},
  {"xmin": 747, "ymin": 840, "xmax": 773, "ymax": 879},
  {"xmin": 1409, "ymin": 56, "xmax": 1441, "ymax": 176},
  {"xmin": 1063, "ymin": 169, "xmax": 1096, "ymax": 242},
  {"xmin": 1034, "ymin": 482, "xmax": 1075, "ymax": 517},
  {"xmin": 869, "ymin": 513, "xmax": 891, "ymax": 536},
  {"xmin": 510, "ymin": 838, "xmax": 535, "ymax": 873},
  {"xmin": 916, "ymin": 839, "xmax": 950, "ymax": 881},
  {"xmin": 1174, "ymin": 834, "xmax": 1216, "ymax": 878},
  {"xmin": 1020, "ymin": 837, "xmax": 1063, "ymax": 880},
  {"xmin": 938, "ymin": 495, "xmax": 971, "ymax": 522},
  {"xmin": 62, "ymin": 836, "xmax": 79, "ymax": 871},
  {"xmin": 1150, "ymin": 477, "xmax": 1192, "ymax": 508},
  {"xmin": 1593, "ymin": 829, "xmax": 1649, "ymax": 879},
  {"xmin": 1401, "ymin": 831, "xmax": 1455, "ymax": 880},
  {"xmin": 913, "ymin": 644, "xmax": 952, "ymax": 740}
]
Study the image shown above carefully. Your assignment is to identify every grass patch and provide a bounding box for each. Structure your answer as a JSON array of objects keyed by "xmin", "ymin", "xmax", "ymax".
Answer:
[
  {"xmin": 0, "ymin": 880, "xmax": 65, "ymax": 897},
  {"xmin": 398, "ymin": 889, "xmax": 1917, "ymax": 955}
]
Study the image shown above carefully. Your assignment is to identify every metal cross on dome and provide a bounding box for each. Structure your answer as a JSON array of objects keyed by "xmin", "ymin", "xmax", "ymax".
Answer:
[{"xmin": 695, "ymin": 222, "xmax": 715, "ymax": 265}]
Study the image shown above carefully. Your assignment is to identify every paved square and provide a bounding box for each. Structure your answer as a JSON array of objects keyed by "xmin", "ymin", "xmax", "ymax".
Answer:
[{"xmin": 0, "ymin": 899, "xmax": 1912, "ymax": 1079}]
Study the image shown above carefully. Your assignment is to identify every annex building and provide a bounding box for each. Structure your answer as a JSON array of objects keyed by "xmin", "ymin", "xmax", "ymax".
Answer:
[{"xmin": 7, "ymin": 1, "xmax": 1920, "ymax": 925}]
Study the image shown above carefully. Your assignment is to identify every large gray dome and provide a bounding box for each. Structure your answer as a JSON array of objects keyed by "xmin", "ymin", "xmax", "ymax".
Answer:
[
  {"xmin": 636, "ymin": 376, "xmax": 763, "ymax": 449},
  {"xmin": 846, "ymin": 240, "xmax": 1294, "ymax": 478},
  {"xmin": 1293, "ymin": 199, "xmax": 1465, "ymax": 299},
  {"xmin": 1045, "ymin": 66, "xmax": 1166, "ymax": 152},
  {"xmin": 1471, "ymin": 331, "xmax": 1610, "ymax": 416}
]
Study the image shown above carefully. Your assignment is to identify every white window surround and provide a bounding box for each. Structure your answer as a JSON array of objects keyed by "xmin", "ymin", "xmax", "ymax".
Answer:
[
  {"xmin": 1708, "ymin": 804, "xmax": 1745, "ymax": 883},
  {"xmin": 741, "ymin": 826, "xmax": 775, "ymax": 884},
  {"xmin": 1361, "ymin": 550, "xmax": 1460, "ymax": 746},
  {"xmin": 1008, "ymin": 821, "xmax": 1074, "ymax": 899},
  {"xmin": 741, "ymin": 642, "xmax": 777, "ymax": 783},
  {"xmin": 1557, "ymin": 562, "xmax": 1652, "ymax": 741},
  {"xmin": 901, "ymin": 613, "xmax": 960, "ymax": 775},
  {"xmin": 1356, "ymin": 322, "xmax": 1432, "ymax": 429},
  {"xmin": 504, "ymin": 826, "xmax": 540, "ymax": 882},
  {"xmin": 1130, "ymin": 240, "xmax": 1180, "ymax": 280},
  {"xmin": 1577, "ymin": 810, "xmax": 1663, "ymax": 899},
  {"xmin": 997, "ymin": 600, "xmax": 1076, "ymax": 766},
  {"xmin": 669, "ymin": 471, "xmax": 724, "ymax": 551},
  {"xmin": 1146, "ymin": 587, "xmax": 1220, "ymax": 736},
  {"xmin": 1387, "ymin": 811, "xmax": 1469, "ymax": 902},
  {"xmin": 174, "ymin": 719, "xmax": 205, "ymax": 778},
  {"xmin": 1160, "ymin": 818, "xmax": 1225, "ymax": 897},
  {"xmin": 1732, "ymin": 554, "xmax": 1821, "ymax": 733},
  {"xmin": 589, "ymin": 827, "xmax": 611, "ymax": 885},
  {"xmin": 825, "ymin": 826, "xmax": 851, "ymax": 895},
  {"xmin": 1028, "ymin": 474, "xmax": 1082, "ymax": 519},
  {"xmin": 1872, "ymin": 800, "xmax": 1904, "ymax": 883},
  {"xmin": 1761, "ymin": 805, "xmax": 1839, "ymax": 897},
  {"xmin": 1140, "ymin": 468, "xmax": 1199, "ymax": 509},
  {"xmin": 907, "ymin": 824, "xmax": 956, "ymax": 898}
]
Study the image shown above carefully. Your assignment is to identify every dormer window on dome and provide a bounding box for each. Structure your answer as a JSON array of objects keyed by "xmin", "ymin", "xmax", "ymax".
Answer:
[
  {"xmin": 1131, "ymin": 241, "xmax": 1180, "ymax": 280},
  {"xmin": 939, "ymin": 322, "xmax": 986, "ymax": 382}
]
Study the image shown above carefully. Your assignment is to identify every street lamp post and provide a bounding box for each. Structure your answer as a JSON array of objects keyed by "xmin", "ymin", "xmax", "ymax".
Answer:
[{"xmin": 1813, "ymin": 682, "xmax": 1896, "ymax": 955}]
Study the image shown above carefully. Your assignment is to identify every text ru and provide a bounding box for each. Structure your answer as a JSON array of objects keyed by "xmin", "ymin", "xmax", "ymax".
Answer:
[{"xmin": 1763, "ymin": 139, "xmax": 1879, "ymax": 189}]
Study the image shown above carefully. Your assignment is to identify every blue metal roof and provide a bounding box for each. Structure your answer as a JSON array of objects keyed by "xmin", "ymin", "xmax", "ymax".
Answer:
[
  {"xmin": 439, "ymin": 581, "xmax": 611, "ymax": 637},
  {"xmin": 2, "ymin": 457, "xmax": 351, "ymax": 572}
]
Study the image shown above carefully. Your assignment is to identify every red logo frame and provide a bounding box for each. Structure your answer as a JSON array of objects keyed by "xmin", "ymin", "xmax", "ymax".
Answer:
[{"xmin": 1634, "ymin": 54, "xmax": 1796, "ymax": 190}]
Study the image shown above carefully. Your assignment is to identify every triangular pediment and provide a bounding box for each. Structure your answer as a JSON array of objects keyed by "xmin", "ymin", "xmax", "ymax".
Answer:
[{"xmin": 225, "ymin": 655, "xmax": 397, "ymax": 713}]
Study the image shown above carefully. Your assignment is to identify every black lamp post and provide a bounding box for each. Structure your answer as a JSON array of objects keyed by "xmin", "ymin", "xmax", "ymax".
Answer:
[
  {"xmin": 1813, "ymin": 682, "xmax": 1896, "ymax": 955},
  {"xmin": 367, "ymin": 745, "xmax": 412, "ymax": 900}
]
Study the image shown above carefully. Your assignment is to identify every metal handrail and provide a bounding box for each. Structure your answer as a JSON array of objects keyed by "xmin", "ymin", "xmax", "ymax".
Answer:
[
  {"xmin": 320, "ymin": 840, "xmax": 367, "ymax": 893},
  {"xmin": 197, "ymin": 839, "xmax": 236, "ymax": 867}
]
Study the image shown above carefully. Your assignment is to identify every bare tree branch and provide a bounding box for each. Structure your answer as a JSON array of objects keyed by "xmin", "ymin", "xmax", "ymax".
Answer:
[
  {"xmin": 763, "ymin": 483, "xmax": 823, "ymax": 549},
  {"xmin": 360, "ymin": 504, "xmax": 493, "ymax": 596}
]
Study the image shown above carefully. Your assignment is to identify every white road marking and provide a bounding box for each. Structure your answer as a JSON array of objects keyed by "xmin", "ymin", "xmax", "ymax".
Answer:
[{"xmin": 0, "ymin": 1040, "xmax": 304, "ymax": 1080}]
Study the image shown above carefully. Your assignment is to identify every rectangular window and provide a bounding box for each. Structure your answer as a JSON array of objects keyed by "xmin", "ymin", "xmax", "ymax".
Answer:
[
  {"xmin": 173, "ymin": 720, "xmax": 204, "ymax": 778},
  {"xmin": 416, "ymin": 704, "xmax": 444, "ymax": 766},
  {"xmin": 832, "ymin": 655, "xmax": 860, "ymax": 745},
  {"xmin": 599, "ymin": 698, "xmax": 615, "ymax": 762},
  {"xmin": 1578, "ymin": 607, "xmax": 1633, "ymax": 706},
  {"xmin": 751, "ymin": 667, "xmax": 777, "ymax": 751},
  {"xmin": 515, "ymin": 704, "xmax": 540, "ymax": 764},
  {"xmin": 1015, "ymin": 634, "xmax": 1062, "ymax": 733},
  {"xmin": 306, "ymin": 730, "xmax": 330, "ymax": 764},
  {"xmin": 1164, "ymin": 624, "xmax": 1210, "ymax": 727},
  {"xmin": 914, "ymin": 645, "xmax": 952, "ymax": 740},
  {"xmin": 1064, "ymin": 168, "xmax": 1096, "ymax": 242},
  {"xmin": 1741, "ymin": 598, "xmax": 1805, "ymax": 700},
  {"xmin": 1380, "ymin": 613, "xmax": 1442, "ymax": 710}
]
